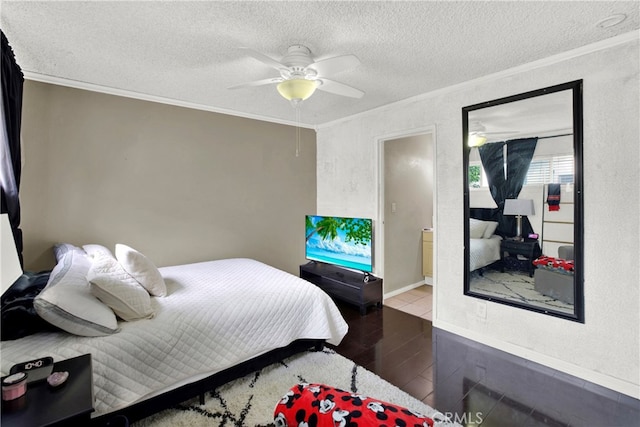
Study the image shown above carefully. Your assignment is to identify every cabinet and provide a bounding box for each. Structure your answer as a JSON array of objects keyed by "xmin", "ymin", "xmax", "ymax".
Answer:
[
  {"xmin": 500, "ymin": 239, "xmax": 542, "ymax": 277},
  {"xmin": 1, "ymin": 354, "xmax": 93, "ymax": 426},
  {"xmin": 300, "ymin": 262, "xmax": 382, "ymax": 315},
  {"xmin": 422, "ymin": 229, "xmax": 433, "ymax": 277}
]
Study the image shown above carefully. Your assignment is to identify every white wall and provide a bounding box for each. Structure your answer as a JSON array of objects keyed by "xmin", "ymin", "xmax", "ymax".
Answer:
[{"xmin": 317, "ymin": 35, "xmax": 639, "ymax": 398}]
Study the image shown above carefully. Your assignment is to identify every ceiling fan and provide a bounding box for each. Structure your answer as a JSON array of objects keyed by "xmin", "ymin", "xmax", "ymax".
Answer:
[
  {"xmin": 468, "ymin": 121, "xmax": 519, "ymax": 147},
  {"xmin": 229, "ymin": 45, "xmax": 364, "ymax": 105}
]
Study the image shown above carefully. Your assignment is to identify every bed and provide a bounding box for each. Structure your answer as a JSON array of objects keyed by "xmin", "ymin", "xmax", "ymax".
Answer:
[
  {"xmin": 469, "ymin": 214, "xmax": 503, "ymax": 272},
  {"xmin": 469, "ymin": 235, "xmax": 502, "ymax": 272},
  {"xmin": 1, "ymin": 250, "xmax": 348, "ymax": 425}
]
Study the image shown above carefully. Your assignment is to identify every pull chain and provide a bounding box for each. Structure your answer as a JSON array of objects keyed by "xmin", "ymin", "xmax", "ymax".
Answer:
[{"xmin": 295, "ymin": 104, "xmax": 301, "ymax": 157}]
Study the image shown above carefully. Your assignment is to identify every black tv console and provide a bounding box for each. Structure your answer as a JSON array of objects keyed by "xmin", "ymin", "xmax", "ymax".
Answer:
[{"xmin": 300, "ymin": 262, "xmax": 382, "ymax": 315}]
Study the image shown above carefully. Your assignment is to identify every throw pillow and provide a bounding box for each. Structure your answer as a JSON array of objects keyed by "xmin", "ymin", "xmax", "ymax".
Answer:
[
  {"xmin": 53, "ymin": 243, "xmax": 86, "ymax": 262},
  {"xmin": 83, "ymin": 244, "xmax": 114, "ymax": 259},
  {"xmin": 482, "ymin": 221, "xmax": 499, "ymax": 238},
  {"xmin": 115, "ymin": 244, "xmax": 167, "ymax": 297},
  {"xmin": 34, "ymin": 250, "xmax": 119, "ymax": 337},
  {"xmin": 88, "ymin": 255, "xmax": 155, "ymax": 321},
  {"xmin": 469, "ymin": 218, "xmax": 488, "ymax": 239}
]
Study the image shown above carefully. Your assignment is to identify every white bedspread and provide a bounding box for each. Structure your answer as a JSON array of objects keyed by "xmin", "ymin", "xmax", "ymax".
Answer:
[
  {"xmin": 469, "ymin": 236, "xmax": 502, "ymax": 271},
  {"xmin": 1, "ymin": 258, "xmax": 348, "ymax": 416}
]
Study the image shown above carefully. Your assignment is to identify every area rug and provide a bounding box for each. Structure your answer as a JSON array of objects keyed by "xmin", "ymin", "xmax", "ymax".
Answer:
[
  {"xmin": 132, "ymin": 348, "xmax": 458, "ymax": 427},
  {"xmin": 470, "ymin": 269, "xmax": 573, "ymax": 314}
]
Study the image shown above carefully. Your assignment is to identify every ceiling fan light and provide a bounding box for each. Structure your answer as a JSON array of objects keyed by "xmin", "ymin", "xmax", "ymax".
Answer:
[
  {"xmin": 468, "ymin": 134, "xmax": 487, "ymax": 148},
  {"xmin": 277, "ymin": 79, "xmax": 318, "ymax": 102}
]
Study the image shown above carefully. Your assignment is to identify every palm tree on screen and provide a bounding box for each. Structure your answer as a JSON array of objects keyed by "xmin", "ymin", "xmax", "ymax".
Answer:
[{"xmin": 305, "ymin": 217, "xmax": 371, "ymax": 246}]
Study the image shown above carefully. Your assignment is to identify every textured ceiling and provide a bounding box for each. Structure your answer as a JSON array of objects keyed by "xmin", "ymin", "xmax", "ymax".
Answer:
[{"xmin": 1, "ymin": 1, "xmax": 638, "ymax": 127}]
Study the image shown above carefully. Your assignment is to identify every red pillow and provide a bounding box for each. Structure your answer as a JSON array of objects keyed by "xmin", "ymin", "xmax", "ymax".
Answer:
[{"xmin": 274, "ymin": 383, "xmax": 434, "ymax": 427}]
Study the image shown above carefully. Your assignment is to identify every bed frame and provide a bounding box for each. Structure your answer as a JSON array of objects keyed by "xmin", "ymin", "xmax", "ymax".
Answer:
[{"xmin": 90, "ymin": 338, "xmax": 325, "ymax": 426}]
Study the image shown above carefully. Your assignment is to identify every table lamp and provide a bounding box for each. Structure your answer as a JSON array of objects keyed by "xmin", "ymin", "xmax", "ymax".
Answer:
[{"xmin": 503, "ymin": 199, "xmax": 535, "ymax": 241}]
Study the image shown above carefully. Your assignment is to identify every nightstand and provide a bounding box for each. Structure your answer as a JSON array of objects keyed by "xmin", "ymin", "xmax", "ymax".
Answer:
[
  {"xmin": 500, "ymin": 239, "xmax": 542, "ymax": 277},
  {"xmin": 1, "ymin": 353, "xmax": 94, "ymax": 426}
]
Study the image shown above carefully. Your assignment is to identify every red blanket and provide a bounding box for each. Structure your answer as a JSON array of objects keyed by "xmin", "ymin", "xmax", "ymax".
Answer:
[
  {"xmin": 533, "ymin": 255, "xmax": 574, "ymax": 273},
  {"xmin": 274, "ymin": 383, "xmax": 434, "ymax": 427}
]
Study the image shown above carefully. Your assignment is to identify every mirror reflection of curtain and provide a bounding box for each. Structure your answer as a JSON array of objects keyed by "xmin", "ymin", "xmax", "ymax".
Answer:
[
  {"xmin": 478, "ymin": 137, "xmax": 538, "ymax": 237},
  {"xmin": 0, "ymin": 31, "xmax": 24, "ymax": 266}
]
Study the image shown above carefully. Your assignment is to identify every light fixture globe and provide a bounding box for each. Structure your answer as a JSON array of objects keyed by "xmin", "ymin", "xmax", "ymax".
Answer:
[
  {"xmin": 277, "ymin": 78, "xmax": 318, "ymax": 102},
  {"xmin": 468, "ymin": 134, "xmax": 487, "ymax": 148}
]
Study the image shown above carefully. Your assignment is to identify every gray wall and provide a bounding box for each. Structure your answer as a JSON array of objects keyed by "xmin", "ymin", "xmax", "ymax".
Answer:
[
  {"xmin": 20, "ymin": 81, "xmax": 316, "ymax": 275},
  {"xmin": 383, "ymin": 134, "xmax": 433, "ymax": 293}
]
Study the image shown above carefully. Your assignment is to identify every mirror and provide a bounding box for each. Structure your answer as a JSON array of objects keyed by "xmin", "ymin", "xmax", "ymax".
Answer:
[{"xmin": 463, "ymin": 81, "xmax": 583, "ymax": 322}]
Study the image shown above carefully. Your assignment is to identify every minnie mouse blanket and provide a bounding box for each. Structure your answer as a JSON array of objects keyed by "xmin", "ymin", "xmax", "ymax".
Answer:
[{"xmin": 274, "ymin": 383, "xmax": 434, "ymax": 427}]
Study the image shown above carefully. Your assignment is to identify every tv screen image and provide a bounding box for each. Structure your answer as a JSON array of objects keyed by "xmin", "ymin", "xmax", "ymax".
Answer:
[{"xmin": 305, "ymin": 215, "xmax": 373, "ymax": 273}]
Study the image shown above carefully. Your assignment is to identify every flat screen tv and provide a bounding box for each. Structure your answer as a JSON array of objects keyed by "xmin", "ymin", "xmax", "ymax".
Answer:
[{"xmin": 305, "ymin": 215, "xmax": 373, "ymax": 273}]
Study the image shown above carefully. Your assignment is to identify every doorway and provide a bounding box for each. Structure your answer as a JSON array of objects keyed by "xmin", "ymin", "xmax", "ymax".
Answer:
[{"xmin": 378, "ymin": 127, "xmax": 436, "ymax": 316}]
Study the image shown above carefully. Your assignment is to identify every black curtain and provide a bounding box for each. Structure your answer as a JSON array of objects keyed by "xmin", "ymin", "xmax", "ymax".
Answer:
[
  {"xmin": 1, "ymin": 30, "xmax": 24, "ymax": 266},
  {"xmin": 478, "ymin": 137, "xmax": 538, "ymax": 237}
]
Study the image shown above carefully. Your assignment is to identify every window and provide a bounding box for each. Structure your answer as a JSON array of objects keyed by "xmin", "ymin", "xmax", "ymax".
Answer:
[
  {"xmin": 469, "ymin": 165, "xmax": 481, "ymax": 188},
  {"xmin": 470, "ymin": 155, "xmax": 573, "ymax": 188},
  {"xmin": 524, "ymin": 155, "xmax": 574, "ymax": 185}
]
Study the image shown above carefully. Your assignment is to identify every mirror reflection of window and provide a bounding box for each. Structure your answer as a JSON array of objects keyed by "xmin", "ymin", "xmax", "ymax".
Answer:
[{"xmin": 468, "ymin": 139, "xmax": 574, "ymax": 188}]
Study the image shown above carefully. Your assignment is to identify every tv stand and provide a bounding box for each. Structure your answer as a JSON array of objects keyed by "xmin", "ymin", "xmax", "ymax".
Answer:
[{"xmin": 300, "ymin": 262, "xmax": 382, "ymax": 315}]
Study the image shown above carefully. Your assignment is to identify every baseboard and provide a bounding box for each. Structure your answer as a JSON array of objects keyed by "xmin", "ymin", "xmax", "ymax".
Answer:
[
  {"xmin": 433, "ymin": 320, "xmax": 640, "ymax": 400},
  {"xmin": 384, "ymin": 280, "xmax": 427, "ymax": 299}
]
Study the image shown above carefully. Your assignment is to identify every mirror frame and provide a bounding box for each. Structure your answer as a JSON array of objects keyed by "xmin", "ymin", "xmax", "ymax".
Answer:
[{"xmin": 463, "ymin": 80, "xmax": 584, "ymax": 322}]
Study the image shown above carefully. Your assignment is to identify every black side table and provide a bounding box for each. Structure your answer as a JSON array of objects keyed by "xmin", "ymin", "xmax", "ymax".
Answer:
[
  {"xmin": 500, "ymin": 239, "xmax": 542, "ymax": 277},
  {"xmin": 1, "ymin": 353, "xmax": 94, "ymax": 426}
]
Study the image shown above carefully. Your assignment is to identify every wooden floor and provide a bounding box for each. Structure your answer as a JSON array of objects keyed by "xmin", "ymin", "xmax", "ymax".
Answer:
[{"xmin": 329, "ymin": 301, "xmax": 639, "ymax": 427}]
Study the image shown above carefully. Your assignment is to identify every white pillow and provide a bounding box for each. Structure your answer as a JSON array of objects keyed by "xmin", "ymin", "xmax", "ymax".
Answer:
[
  {"xmin": 83, "ymin": 244, "xmax": 114, "ymax": 259},
  {"xmin": 53, "ymin": 243, "xmax": 86, "ymax": 262},
  {"xmin": 469, "ymin": 218, "xmax": 488, "ymax": 239},
  {"xmin": 115, "ymin": 244, "xmax": 167, "ymax": 297},
  {"xmin": 34, "ymin": 250, "xmax": 119, "ymax": 337},
  {"xmin": 482, "ymin": 221, "xmax": 499, "ymax": 238},
  {"xmin": 88, "ymin": 255, "xmax": 155, "ymax": 321}
]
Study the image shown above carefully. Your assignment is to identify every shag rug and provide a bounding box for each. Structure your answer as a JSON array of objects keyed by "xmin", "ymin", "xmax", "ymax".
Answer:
[
  {"xmin": 132, "ymin": 348, "xmax": 458, "ymax": 427},
  {"xmin": 470, "ymin": 269, "xmax": 573, "ymax": 313}
]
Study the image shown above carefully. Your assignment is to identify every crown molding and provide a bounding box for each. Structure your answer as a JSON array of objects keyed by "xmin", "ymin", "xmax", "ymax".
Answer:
[
  {"xmin": 22, "ymin": 72, "xmax": 315, "ymax": 129},
  {"xmin": 23, "ymin": 30, "xmax": 638, "ymax": 131},
  {"xmin": 317, "ymin": 30, "xmax": 640, "ymax": 130}
]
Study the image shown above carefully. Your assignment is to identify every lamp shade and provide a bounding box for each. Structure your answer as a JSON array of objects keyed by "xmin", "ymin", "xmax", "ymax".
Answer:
[
  {"xmin": 503, "ymin": 199, "xmax": 535, "ymax": 216},
  {"xmin": 1, "ymin": 213, "xmax": 22, "ymax": 295},
  {"xmin": 277, "ymin": 79, "xmax": 318, "ymax": 102}
]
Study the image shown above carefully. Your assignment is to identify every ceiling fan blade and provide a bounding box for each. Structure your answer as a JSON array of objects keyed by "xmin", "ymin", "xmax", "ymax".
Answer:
[
  {"xmin": 239, "ymin": 47, "xmax": 286, "ymax": 70},
  {"xmin": 307, "ymin": 54, "xmax": 360, "ymax": 76},
  {"xmin": 228, "ymin": 77, "xmax": 282, "ymax": 90},
  {"xmin": 316, "ymin": 78, "xmax": 364, "ymax": 99}
]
